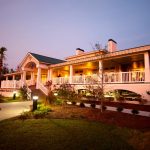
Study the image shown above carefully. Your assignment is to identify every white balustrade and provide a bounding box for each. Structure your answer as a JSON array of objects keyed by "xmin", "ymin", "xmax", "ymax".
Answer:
[
  {"xmin": 52, "ymin": 77, "xmax": 69, "ymax": 84},
  {"xmin": 122, "ymin": 71, "xmax": 145, "ymax": 82},
  {"xmin": 72, "ymin": 75, "xmax": 84, "ymax": 84},
  {"xmin": 51, "ymin": 71, "xmax": 145, "ymax": 84},
  {"xmin": 1, "ymin": 71, "xmax": 145, "ymax": 89},
  {"xmin": 1, "ymin": 80, "xmax": 22, "ymax": 88}
]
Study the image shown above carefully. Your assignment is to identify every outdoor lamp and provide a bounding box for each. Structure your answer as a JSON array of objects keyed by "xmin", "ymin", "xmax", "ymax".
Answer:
[
  {"xmin": 13, "ymin": 91, "xmax": 17, "ymax": 100},
  {"xmin": 32, "ymin": 96, "xmax": 39, "ymax": 111},
  {"xmin": 54, "ymin": 92, "xmax": 58, "ymax": 96}
]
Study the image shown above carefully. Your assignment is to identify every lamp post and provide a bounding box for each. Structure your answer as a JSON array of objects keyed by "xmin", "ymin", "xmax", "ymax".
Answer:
[
  {"xmin": 32, "ymin": 96, "xmax": 38, "ymax": 111},
  {"xmin": 13, "ymin": 91, "xmax": 17, "ymax": 100}
]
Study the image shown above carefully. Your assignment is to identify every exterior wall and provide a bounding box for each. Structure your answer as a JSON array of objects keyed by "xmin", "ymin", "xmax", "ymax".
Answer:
[
  {"xmin": 73, "ymin": 83, "xmax": 150, "ymax": 101},
  {"xmin": 106, "ymin": 83, "xmax": 150, "ymax": 100}
]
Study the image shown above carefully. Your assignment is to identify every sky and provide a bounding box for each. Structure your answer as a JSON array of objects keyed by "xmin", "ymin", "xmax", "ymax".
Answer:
[{"xmin": 0, "ymin": 0, "xmax": 150, "ymax": 69}]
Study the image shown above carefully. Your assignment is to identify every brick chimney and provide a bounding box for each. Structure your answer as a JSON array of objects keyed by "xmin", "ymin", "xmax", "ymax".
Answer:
[
  {"xmin": 76, "ymin": 48, "xmax": 84, "ymax": 55},
  {"xmin": 107, "ymin": 39, "xmax": 117, "ymax": 52}
]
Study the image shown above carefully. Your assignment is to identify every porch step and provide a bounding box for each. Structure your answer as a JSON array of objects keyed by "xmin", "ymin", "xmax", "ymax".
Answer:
[{"xmin": 28, "ymin": 86, "xmax": 47, "ymax": 102}]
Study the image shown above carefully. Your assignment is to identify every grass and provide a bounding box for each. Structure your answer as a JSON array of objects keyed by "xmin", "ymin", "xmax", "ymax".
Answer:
[
  {"xmin": 0, "ymin": 96, "xmax": 26, "ymax": 103},
  {"xmin": 0, "ymin": 118, "xmax": 149, "ymax": 150}
]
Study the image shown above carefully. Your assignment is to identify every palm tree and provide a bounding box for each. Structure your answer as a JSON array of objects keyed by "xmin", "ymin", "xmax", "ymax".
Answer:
[{"xmin": 0, "ymin": 47, "xmax": 7, "ymax": 85}]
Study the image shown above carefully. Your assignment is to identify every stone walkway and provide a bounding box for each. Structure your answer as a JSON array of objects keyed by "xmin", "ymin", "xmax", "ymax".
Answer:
[{"xmin": 0, "ymin": 101, "xmax": 32, "ymax": 121}]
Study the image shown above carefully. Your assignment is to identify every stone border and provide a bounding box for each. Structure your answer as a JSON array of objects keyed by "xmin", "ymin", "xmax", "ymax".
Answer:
[{"xmin": 67, "ymin": 102, "xmax": 150, "ymax": 117}]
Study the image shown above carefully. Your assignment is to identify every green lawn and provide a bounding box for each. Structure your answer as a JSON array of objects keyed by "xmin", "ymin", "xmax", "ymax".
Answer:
[
  {"xmin": 0, "ymin": 119, "xmax": 149, "ymax": 150},
  {"xmin": 0, "ymin": 97, "xmax": 25, "ymax": 103}
]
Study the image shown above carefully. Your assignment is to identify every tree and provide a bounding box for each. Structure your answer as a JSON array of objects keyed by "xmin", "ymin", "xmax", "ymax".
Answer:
[
  {"xmin": 86, "ymin": 62, "xmax": 105, "ymax": 112},
  {"xmin": 87, "ymin": 44, "xmax": 106, "ymax": 112},
  {"xmin": 0, "ymin": 47, "xmax": 7, "ymax": 85}
]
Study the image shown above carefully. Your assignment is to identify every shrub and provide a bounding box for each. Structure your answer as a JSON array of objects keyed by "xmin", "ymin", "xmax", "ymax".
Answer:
[
  {"xmin": 102, "ymin": 105, "xmax": 107, "ymax": 111},
  {"xmin": 54, "ymin": 84, "xmax": 78, "ymax": 104},
  {"xmin": 37, "ymin": 104, "xmax": 51, "ymax": 112},
  {"xmin": 19, "ymin": 111, "xmax": 32, "ymax": 120},
  {"xmin": 72, "ymin": 101, "xmax": 76, "ymax": 105},
  {"xmin": 54, "ymin": 98, "xmax": 64, "ymax": 105},
  {"xmin": 80, "ymin": 102, "xmax": 85, "ymax": 108},
  {"xmin": 131, "ymin": 109, "xmax": 139, "ymax": 115},
  {"xmin": 33, "ymin": 110, "xmax": 46, "ymax": 119},
  {"xmin": 19, "ymin": 104, "xmax": 52, "ymax": 120},
  {"xmin": 91, "ymin": 103, "xmax": 96, "ymax": 108},
  {"xmin": 19, "ymin": 86, "xmax": 28, "ymax": 100},
  {"xmin": 117, "ymin": 107, "xmax": 123, "ymax": 112}
]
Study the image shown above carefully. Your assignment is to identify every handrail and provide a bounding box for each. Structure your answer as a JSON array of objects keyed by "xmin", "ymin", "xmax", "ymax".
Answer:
[
  {"xmin": 38, "ymin": 82, "xmax": 48, "ymax": 96},
  {"xmin": 26, "ymin": 86, "xmax": 32, "ymax": 100}
]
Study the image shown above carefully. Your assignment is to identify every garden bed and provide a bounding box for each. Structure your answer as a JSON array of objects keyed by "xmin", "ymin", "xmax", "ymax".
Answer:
[{"xmin": 46, "ymin": 105, "xmax": 150, "ymax": 131}]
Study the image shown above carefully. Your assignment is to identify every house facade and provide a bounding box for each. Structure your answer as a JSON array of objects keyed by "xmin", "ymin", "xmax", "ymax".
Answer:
[{"xmin": 1, "ymin": 39, "xmax": 150, "ymax": 101}]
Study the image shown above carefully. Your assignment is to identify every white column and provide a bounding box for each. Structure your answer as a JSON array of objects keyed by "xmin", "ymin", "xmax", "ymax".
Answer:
[
  {"xmin": 99, "ymin": 60, "xmax": 103, "ymax": 82},
  {"xmin": 12, "ymin": 75, "xmax": 16, "ymax": 88},
  {"xmin": 12, "ymin": 75, "xmax": 15, "ymax": 80},
  {"xmin": 144, "ymin": 52, "xmax": 150, "ymax": 82},
  {"xmin": 49, "ymin": 69, "xmax": 52, "ymax": 81},
  {"xmin": 6, "ymin": 76, "xmax": 8, "ymax": 80},
  {"xmin": 47, "ymin": 69, "xmax": 52, "ymax": 81},
  {"xmin": 22, "ymin": 71, "xmax": 26, "ymax": 86},
  {"xmin": 69, "ymin": 65, "xmax": 73, "ymax": 84},
  {"xmin": 31, "ymin": 72, "xmax": 35, "ymax": 85},
  {"xmin": 36, "ymin": 67, "xmax": 41, "ymax": 89},
  {"xmin": 47, "ymin": 70, "xmax": 50, "ymax": 81}
]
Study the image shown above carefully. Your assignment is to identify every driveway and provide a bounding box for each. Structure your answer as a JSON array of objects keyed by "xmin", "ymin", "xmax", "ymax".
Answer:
[{"xmin": 0, "ymin": 101, "xmax": 32, "ymax": 121}]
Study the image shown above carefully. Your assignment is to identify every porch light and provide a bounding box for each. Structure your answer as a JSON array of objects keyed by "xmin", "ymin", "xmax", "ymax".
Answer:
[{"xmin": 32, "ymin": 96, "xmax": 39, "ymax": 111}]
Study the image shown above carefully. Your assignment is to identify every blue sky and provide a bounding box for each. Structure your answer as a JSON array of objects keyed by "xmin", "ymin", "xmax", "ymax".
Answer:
[{"xmin": 0, "ymin": 0, "xmax": 150, "ymax": 69}]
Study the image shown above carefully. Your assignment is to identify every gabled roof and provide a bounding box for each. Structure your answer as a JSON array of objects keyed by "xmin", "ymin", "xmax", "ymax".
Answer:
[{"xmin": 29, "ymin": 52, "xmax": 65, "ymax": 64}]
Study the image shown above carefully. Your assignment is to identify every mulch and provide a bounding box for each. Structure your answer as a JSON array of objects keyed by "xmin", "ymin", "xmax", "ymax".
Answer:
[{"xmin": 47, "ymin": 105, "xmax": 150, "ymax": 131}]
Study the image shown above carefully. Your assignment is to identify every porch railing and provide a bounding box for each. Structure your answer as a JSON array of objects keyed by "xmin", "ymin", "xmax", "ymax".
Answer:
[
  {"xmin": 1, "ymin": 80, "xmax": 22, "ymax": 88},
  {"xmin": 1, "ymin": 71, "xmax": 145, "ymax": 89},
  {"xmin": 53, "ymin": 71, "xmax": 145, "ymax": 84},
  {"xmin": 52, "ymin": 77, "xmax": 69, "ymax": 84}
]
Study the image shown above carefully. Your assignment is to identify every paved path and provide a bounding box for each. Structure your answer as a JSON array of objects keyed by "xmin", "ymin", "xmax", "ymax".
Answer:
[{"xmin": 0, "ymin": 101, "xmax": 32, "ymax": 121}]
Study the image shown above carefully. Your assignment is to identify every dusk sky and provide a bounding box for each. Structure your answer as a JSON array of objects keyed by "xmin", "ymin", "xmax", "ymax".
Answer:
[{"xmin": 0, "ymin": 0, "xmax": 150, "ymax": 69}]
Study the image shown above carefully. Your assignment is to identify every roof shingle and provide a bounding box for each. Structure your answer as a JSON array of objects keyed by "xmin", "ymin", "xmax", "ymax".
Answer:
[{"xmin": 30, "ymin": 52, "xmax": 65, "ymax": 64}]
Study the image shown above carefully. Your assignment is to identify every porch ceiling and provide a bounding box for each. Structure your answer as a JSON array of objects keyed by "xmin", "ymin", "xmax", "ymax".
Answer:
[{"xmin": 103, "ymin": 54, "xmax": 144, "ymax": 67}]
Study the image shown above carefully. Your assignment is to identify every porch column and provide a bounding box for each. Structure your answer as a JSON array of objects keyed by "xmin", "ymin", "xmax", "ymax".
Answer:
[
  {"xmin": 69, "ymin": 65, "xmax": 73, "ymax": 84},
  {"xmin": 36, "ymin": 67, "xmax": 41, "ymax": 89},
  {"xmin": 12, "ymin": 75, "xmax": 15, "ymax": 80},
  {"xmin": 47, "ymin": 69, "xmax": 52, "ymax": 81},
  {"xmin": 144, "ymin": 52, "xmax": 150, "ymax": 82},
  {"xmin": 31, "ymin": 72, "xmax": 35, "ymax": 85},
  {"xmin": 6, "ymin": 76, "xmax": 8, "ymax": 80},
  {"xmin": 47, "ymin": 69, "xmax": 50, "ymax": 81},
  {"xmin": 49, "ymin": 69, "xmax": 52, "ymax": 81},
  {"xmin": 22, "ymin": 71, "xmax": 26, "ymax": 86},
  {"xmin": 12, "ymin": 75, "xmax": 16, "ymax": 88},
  {"xmin": 99, "ymin": 60, "xmax": 103, "ymax": 82}
]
